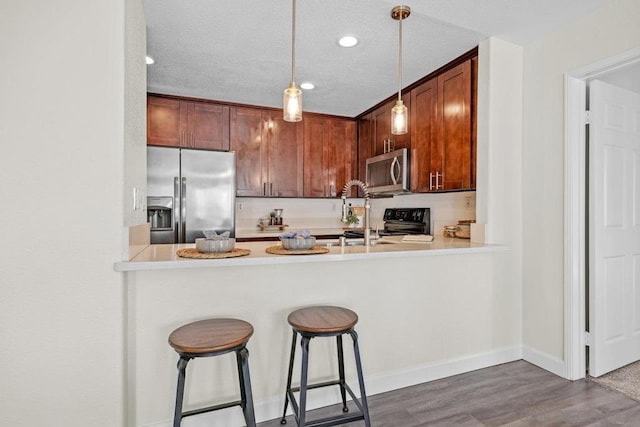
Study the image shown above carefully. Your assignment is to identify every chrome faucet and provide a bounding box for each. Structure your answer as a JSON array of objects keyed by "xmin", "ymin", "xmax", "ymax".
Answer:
[{"xmin": 340, "ymin": 179, "xmax": 372, "ymax": 247}]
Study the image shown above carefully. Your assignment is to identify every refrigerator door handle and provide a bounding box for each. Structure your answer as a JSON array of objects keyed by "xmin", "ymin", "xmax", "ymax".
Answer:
[
  {"xmin": 174, "ymin": 177, "xmax": 180, "ymax": 242},
  {"xmin": 180, "ymin": 177, "xmax": 187, "ymax": 243}
]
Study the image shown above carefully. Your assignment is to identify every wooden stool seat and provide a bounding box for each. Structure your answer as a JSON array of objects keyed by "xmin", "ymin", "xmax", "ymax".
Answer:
[
  {"xmin": 287, "ymin": 306, "xmax": 358, "ymax": 334},
  {"xmin": 169, "ymin": 318, "xmax": 253, "ymax": 355}
]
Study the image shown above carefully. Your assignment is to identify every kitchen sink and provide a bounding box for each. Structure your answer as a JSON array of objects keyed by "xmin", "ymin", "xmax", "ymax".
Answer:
[{"xmin": 315, "ymin": 238, "xmax": 374, "ymax": 247}]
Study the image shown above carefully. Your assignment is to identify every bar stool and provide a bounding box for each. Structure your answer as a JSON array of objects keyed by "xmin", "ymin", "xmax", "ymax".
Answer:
[
  {"xmin": 280, "ymin": 306, "xmax": 371, "ymax": 426},
  {"xmin": 168, "ymin": 318, "xmax": 256, "ymax": 427}
]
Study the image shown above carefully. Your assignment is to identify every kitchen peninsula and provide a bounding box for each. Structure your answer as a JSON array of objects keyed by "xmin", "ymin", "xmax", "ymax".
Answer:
[
  {"xmin": 119, "ymin": 238, "xmax": 518, "ymax": 426},
  {"xmin": 116, "ymin": 236, "xmax": 500, "ymax": 271}
]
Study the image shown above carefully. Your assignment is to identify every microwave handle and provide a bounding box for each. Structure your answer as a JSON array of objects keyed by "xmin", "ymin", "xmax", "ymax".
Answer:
[{"xmin": 390, "ymin": 156, "xmax": 400, "ymax": 185}]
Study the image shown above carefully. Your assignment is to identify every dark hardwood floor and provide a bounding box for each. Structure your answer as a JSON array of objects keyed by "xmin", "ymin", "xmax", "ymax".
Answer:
[{"xmin": 258, "ymin": 360, "xmax": 640, "ymax": 426}]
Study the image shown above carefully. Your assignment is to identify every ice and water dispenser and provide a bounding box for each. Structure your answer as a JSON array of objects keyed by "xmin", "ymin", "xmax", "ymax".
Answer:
[{"xmin": 147, "ymin": 197, "xmax": 174, "ymax": 243}]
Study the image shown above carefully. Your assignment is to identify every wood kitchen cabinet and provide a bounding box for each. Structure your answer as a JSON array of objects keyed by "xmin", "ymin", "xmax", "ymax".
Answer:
[
  {"xmin": 147, "ymin": 95, "xmax": 230, "ymax": 151},
  {"xmin": 410, "ymin": 77, "xmax": 437, "ymax": 192},
  {"xmin": 357, "ymin": 113, "xmax": 373, "ymax": 189},
  {"xmin": 230, "ymin": 107, "xmax": 303, "ymax": 197},
  {"xmin": 303, "ymin": 116, "xmax": 357, "ymax": 198},
  {"xmin": 410, "ymin": 58, "xmax": 474, "ymax": 192}
]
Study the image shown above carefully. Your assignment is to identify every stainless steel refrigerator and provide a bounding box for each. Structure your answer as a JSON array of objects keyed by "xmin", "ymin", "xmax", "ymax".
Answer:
[{"xmin": 147, "ymin": 147, "xmax": 236, "ymax": 244}]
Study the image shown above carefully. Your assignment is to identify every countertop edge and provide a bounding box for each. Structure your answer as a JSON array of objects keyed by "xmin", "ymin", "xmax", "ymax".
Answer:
[{"xmin": 114, "ymin": 242, "xmax": 508, "ymax": 272}]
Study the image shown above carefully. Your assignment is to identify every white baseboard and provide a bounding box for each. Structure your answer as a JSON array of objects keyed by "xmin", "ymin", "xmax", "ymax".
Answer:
[
  {"xmin": 143, "ymin": 345, "xmax": 523, "ymax": 427},
  {"xmin": 522, "ymin": 345, "xmax": 566, "ymax": 378}
]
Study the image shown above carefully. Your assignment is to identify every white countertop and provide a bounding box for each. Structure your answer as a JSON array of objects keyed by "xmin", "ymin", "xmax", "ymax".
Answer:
[{"xmin": 115, "ymin": 236, "xmax": 506, "ymax": 272}]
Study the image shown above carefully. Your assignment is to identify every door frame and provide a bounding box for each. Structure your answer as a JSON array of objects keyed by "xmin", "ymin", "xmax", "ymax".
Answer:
[{"xmin": 564, "ymin": 47, "xmax": 640, "ymax": 380}]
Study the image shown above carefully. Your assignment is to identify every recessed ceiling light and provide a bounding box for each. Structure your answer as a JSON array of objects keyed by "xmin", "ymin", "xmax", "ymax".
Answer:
[
  {"xmin": 300, "ymin": 82, "xmax": 315, "ymax": 90},
  {"xmin": 338, "ymin": 35, "xmax": 359, "ymax": 48},
  {"xmin": 146, "ymin": 56, "xmax": 155, "ymax": 65}
]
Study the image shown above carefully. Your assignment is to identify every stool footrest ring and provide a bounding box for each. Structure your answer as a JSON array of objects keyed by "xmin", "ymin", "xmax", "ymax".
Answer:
[
  {"xmin": 181, "ymin": 399, "xmax": 243, "ymax": 418},
  {"xmin": 288, "ymin": 379, "xmax": 342, "ymax": 393},
  {"xmin": 286, "ymin": 382, "xmax": 365, "ymax": 427}
]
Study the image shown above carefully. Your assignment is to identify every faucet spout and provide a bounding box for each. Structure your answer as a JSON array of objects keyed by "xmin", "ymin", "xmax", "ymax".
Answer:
[{"xmin": 340, "ymin": 179, "xmax": 372, "ymax": 247}]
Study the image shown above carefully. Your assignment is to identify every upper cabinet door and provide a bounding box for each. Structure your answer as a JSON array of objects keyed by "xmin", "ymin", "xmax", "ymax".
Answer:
[
  {"xmin": 147, "ymin": 96, "xmax": 186, "ymax": 147},
  {"xmin": 147, "ymin": 95, "xmax": 230, "ymax": 150},
  {"xmin": 303, "ymin": 117, "xmax": 330, "ymax": 197},
  {"xmin": 230, "ymin": 107, "xmax": 268, "ymax": 197},
  {"xmin": 325, "ymin": 120, "xmax": 364, "ymax": 197},
  {"xmin": 187, "ymin": 101, "xmax": 230, "ymax": 150},
  {"xmin": 267, "ymin": 115, "xmax": 303, "ymax": 197},
  {"xmin": 410, "ymin": 77, "xmax": 437, "ymax": 192},
  {"xmin": 357, "ymin": 114, "xmax": 373, "ymax": 195},
  {"xmin": 230, "ymin": 108, "xmax": 303, "ymax": 198},
  {"xmin": 303, "ymin": 117, "xmax": 356, "ymax": 198},
  {"xmin": 437, "ymin": 60, "xmax": 472, "ymax": 191}
]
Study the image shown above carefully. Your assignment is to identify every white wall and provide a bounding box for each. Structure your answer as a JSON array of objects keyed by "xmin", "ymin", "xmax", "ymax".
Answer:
[
  {"xmin": 124, "ymin": 0, "xmax": 148, "ymax": 231},
  {"xmin": 0, "ymin": 1, "xmax": 144, "ymax": 425},
  {"xmin": 522, "ymin": 0, "xmax": 640, "ymax": 360}
]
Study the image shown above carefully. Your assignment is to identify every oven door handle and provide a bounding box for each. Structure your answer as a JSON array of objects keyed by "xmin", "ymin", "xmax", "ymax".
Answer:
[{"xmin": 389, "ymin": 156, "xmax": 400, "ymax": 185}]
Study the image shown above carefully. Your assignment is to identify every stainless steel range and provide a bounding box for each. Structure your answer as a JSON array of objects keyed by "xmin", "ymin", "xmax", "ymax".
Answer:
[{"xmin": 344, "ymin": 207, "xmax": 430, "ymax": 238}]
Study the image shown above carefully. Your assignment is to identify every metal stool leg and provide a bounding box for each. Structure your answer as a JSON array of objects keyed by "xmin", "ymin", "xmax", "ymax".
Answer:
[
  {"xmin": 298, "ymin": 336, "xmax": 311, "ymax": 427},
  {"xmin": 173, "ymin": 356, "xmax": 190, "ymax": 427},
  {"xmin": 336, "ymin": 335, "xmax": 348, "ymax": 413},
  {"xmin": 280, "ymin": 331, "xmax": 298, "ymax": 424},
  {"xmin": 350, "ymin": 330, "xmax": 371, "ymax": 427},
  {"xmin": 237, "ymin": 347, "xmax": 256, "ymax": 427}
]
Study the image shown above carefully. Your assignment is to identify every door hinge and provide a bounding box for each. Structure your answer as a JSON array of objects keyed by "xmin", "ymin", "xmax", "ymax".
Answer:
[
  {"xmin": 585, "ymin": 110, "xmax": 591, "ymax": 125},
  {"xmin": 585, "ymin": 331, "xmax": 592, "ymax": 346}
]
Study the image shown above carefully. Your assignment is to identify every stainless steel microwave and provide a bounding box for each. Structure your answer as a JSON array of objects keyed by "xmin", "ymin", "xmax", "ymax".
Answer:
[{"xmin": 365, "ymin": 148, "xmax": 410, "ymax": 195}]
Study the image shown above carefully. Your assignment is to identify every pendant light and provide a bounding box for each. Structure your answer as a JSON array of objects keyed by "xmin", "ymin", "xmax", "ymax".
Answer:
[
  {"xmin": 391, "ymin": 5, "xmax": 410, "ymax": 135},
  {"xmin": 283, "ymin": 0, "xmax": 302, "ymax": 122}
]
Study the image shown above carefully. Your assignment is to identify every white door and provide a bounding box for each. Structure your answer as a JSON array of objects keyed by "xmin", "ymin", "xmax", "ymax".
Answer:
[{"xmin": 589, "ymin": 80, "xmax": 640, "ymax": 377}]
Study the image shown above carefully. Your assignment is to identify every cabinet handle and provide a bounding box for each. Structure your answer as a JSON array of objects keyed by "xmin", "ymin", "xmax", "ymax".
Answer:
[
  {"xmin": 384, "ymin": 138, "xmax": 394, "ymax": 154},
  {"xmin": 263, "ymin": 182, "xmax": 266, "ymax": 196},
  {"xmin": 436, "ymin": 172, "xmax": 444, "ymax": 190},
  {"xmin": 270, "ymin": 182, "xmax": 273, "ymax": 196},
  {"xmin": 429, "ymin": 172, "xmax": 434, "ymax": 191}
]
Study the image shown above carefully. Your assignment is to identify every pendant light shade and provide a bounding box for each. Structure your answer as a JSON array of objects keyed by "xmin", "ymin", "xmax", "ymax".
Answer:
[
  {"xmin": 391, "ymin": 5, "xmax": 410, "ymax": 135},
  {"xmin": 283, "ymin": 0, "xmax": 302, "ymax": 122},
  {"xmin": 391, "ymin": 99, "xmax": 408, "ymax": 134},
  {"xmin": 284, "ymin": 82, "xmax": 302, "ymax": 122}
]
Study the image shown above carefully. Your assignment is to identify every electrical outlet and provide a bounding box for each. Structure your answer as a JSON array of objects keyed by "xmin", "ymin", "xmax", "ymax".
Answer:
[
  {"xmin": 237, "ymin": 202, "xmax": 243, "ymax": 211},
  {"xmin": 465, "ymin": 196, "xmax": 472, "ymax": 209}
]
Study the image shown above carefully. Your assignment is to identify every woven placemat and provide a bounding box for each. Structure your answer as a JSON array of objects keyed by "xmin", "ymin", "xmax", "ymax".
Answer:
[
  {"xmin": 265, "ymin": 245, "xmax": 329, "ymax": 255},
  {"xmin": 176, "ymin": 248, "xmax": 251, "ymax": 259}
]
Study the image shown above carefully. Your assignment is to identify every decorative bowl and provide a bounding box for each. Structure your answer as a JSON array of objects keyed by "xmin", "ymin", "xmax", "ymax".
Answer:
[
  {"xmin": 280, "ymin": 236, "xmax": 316, "ymax": 250},
  {"xmin": 195, "ymin": 238, "xmax": 235, "ymax": 253}
]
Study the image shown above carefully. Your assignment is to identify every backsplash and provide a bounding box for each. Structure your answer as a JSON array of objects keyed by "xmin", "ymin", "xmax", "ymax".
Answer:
[{"xmin": 236, "ymin": 191, "xmax": 476, "ymax": 235}]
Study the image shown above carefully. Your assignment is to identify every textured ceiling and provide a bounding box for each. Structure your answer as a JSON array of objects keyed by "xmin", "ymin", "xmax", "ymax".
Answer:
[{"xmin": 144, "ymin": 0, "xmax": 612, "ymax": 117}]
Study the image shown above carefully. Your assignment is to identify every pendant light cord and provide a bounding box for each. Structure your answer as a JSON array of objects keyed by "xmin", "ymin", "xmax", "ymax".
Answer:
[
  {"xmin": 291, "ymin": 0, "xmax": 296, "ymax": 84},
  {"xmin": 397, "ymin": 12, "xmax": 402, "ymax": 101}
]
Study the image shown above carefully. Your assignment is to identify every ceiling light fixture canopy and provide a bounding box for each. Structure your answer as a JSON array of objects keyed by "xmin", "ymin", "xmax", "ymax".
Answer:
[
  {"xmin": 283, "ymin": 0, "xmax": 302, "ymax": 122},
  {"xmin": 391, "ymin": 5, "xmax": 410, "ymax": 135}
]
